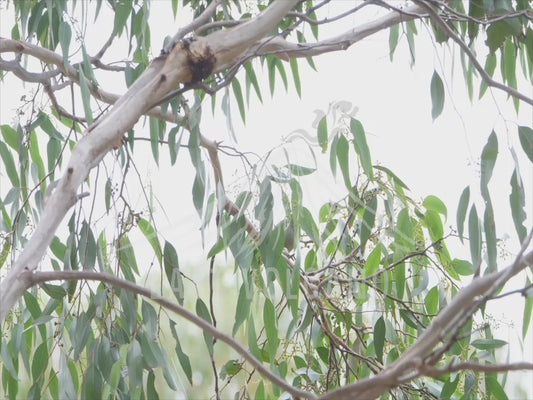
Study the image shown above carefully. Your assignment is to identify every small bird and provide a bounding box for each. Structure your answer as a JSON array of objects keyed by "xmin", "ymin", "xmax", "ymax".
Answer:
[{"xmin": 284, "ymin": 219, "xmax": 295, "ymax": 252}]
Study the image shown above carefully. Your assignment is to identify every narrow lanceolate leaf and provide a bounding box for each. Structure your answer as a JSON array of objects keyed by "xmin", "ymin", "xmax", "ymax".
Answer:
[
  {"xmin": 468, "ymin": 205, "xmax": 481, "ymax": 271},
  {"xmin": 509, "ymin": 169, "xmax": 527, "ymax": 243},
  {"xmin": 373, "ymin": 317, "xmax": 385, "ymax": 363},
  {"xmin": 164, "ymin": 241, "xmax": 184, "ymax": 304},
  {"xmin": 480, "ymin": 131, "xmax": 498, "ymax": 195},
  {"xmin": 196, "ymin": 299, "xmax": 214, "ymax": 355},
  {"xmin": 350, "ymin": 118, "xmax": 373, "ymax": 180},
  {"xmin": 232, "ymin": 283, "xmax": 251, "ymax": 336},
  {"xmin": 169, "ymin": 320, "xmax": 192, "ymax": 384},
  {"xmin": 523, "ymin": 279, "xmax": 533, "ymax": 338},
  {"xmin": 138, "ymin": 218, "xmax": 162, "ymax": 264},
  {"xmin": 263, "ymin": 298, "xmax": 279, "ymax": 359},
  {"xmin": 430, "ymin": 71, "xmax": 445, "ymax": 120},
  {"xmin": 471, "ymin": 338, "xmax": 507, "ymax": 350},
  {"xmin": 317, "ymin": 116, "xmax": 328, "ymax": 153},
  {"xmin": 518, "ymin": 126, "xmax": 533, "ymax": 163},
  {"xmin": 484, "ymin": 200, "xmax": 497, "ymax": 272},
  {"xmin": 360, "ymin": 194, "xmax": 377, "ymax": 252},
  {"xmin": 232, "ymin": 78, "xmax": 246, "ymax": 123},
  {"xmin": 336, "ymin": 134, "xmax": 351, "ymax": 190},
  {"xmin": 58, "ymin": 20, "xmax": 71, "ymax": 65},
  {"xmin": 0, "ymin": 141, "xmax": 20, "ymax": 187},
  {"xmin": 78, "ymin": 68, "xmax": 93, "ymax": 125},
  {"xmin": 290, "ymin": 58, "xmax": 302, "ymax": 98},
  {"xmin": 456, "ymin": 186, "xmax": 470, "ymax": 243},
  {"xmin": 364, "ymin": 243, "xmax": 381, "ymax": 277},
  {"xmin": 149, "ymin": 117, "xmax": 160, "ymax": 165}
]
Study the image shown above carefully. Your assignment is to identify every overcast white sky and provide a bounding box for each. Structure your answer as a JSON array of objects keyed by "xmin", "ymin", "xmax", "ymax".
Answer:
[{"xmin": 1, "ymin": 1, "xmax": 532, "ymax": 397}]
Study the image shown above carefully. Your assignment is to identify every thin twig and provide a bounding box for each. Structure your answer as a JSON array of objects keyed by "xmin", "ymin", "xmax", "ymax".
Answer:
[
  {"xmin": 413, "ymin": 0, "xmax": 533, "ymax": 106},
  {"xmin": 21, "ymin": 269, "xmax": 318, "ymax": 400}
]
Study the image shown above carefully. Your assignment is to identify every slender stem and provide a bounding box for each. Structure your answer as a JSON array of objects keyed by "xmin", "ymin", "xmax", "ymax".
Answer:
[{"xmin": 22, "ymin": 269, "xmax": 317, "ymax": 400}]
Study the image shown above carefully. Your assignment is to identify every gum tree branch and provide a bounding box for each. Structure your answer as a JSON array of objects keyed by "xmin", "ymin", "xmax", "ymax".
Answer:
[
  {"xmin": 320, "ymin": 244, "xmax": 533, "ymax": 400},
  {"xmin": 421, "ymin": 361, "xmax": 533, "ymax": 377},
  {"xmin": 19, "ymin": 269, "xmax": 317, "ymax": 400},
  {"xmin": 412, "ymin": 0, "xmax": 533, "ymax": 106},
  {"xmin": 0, "ymin": 0, "xmax": 299, "ymax": 322}
]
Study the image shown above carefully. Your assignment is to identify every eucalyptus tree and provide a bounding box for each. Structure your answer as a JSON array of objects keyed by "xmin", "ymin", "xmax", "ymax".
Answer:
[{"xmin": 0, "ymin": 1, "xmax": 532, "ymax": 399}]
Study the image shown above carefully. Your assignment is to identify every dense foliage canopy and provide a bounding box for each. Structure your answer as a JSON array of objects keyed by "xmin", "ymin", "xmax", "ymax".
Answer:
[{"xmin": 0, "ymin": 1, "xmax": 532, "ymax": 399}]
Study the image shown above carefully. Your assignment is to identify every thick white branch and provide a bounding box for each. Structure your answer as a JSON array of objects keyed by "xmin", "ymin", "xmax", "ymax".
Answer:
[{"xmin": 0, "ymin": 0, "xmax": 298, "ymax": 322}]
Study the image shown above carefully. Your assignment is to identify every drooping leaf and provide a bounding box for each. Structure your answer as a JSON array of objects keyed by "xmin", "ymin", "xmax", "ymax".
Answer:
[
  {"xmin": 196, "ymin": 298, "xmax": 214, "ymax": 355},
  {"xmin": 138, "ymin": 218, "xmax": 162, "ymax": 265},
  {"xmin": 373, "ymin": 316, "xmax": 385, "ymax": 363},
  {"xmin": 430, "ymin": 70, "xmax": 445, "ymax": 120},
  {"xmin": 509, "ymin": 169, "xmax": 527, "ymax": 243},
  {"xmin": 350, "ymin": 118, "xmax": 373, "ymax": 180},
  {"xmin": 456, "ymin": 186, "xmax": 470, "ymax": 243},
  {"xmin": 518, "ymin": 126, "xmax": 533, "ymax": 163},
  {"xmin": 317, "ymin": 116, "xmax": 328, "ymax": 153},
  {"xmin": 468, "ymin": 205, "xmax": 482, "ymax": 270},
  {"xmin": 263, "ymin": 298, "xmax": 279, "ymax": 359},
  {"xmin": 471, "ymin": 338, "xmax": 507, "ymax": 350}
]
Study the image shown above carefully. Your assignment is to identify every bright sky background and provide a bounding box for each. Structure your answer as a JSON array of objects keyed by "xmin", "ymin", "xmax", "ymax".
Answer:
[{"xmin": 1, "ymin": 1, "xmax": 532, "ymax": 397}]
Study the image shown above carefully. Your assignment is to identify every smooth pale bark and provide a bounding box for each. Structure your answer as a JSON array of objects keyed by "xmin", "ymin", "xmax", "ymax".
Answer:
[{"xmin": 0, "ymin": 0, "xmax": 298, "ymax": 322}]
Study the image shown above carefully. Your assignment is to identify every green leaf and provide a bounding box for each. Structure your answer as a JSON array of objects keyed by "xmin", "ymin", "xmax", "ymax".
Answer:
[
  {"xmin": 374, "ymin": 165, "xmax": 409, "ymax": 190},
  {"xmin": 0, "ymin": 141, "xmax": 20, "ymax": 187},
  {"xmin": 138, "ymin": 218, "xmax": 162, "ymax": 264},
  {"xmin": 518, "ymin": 126, "xmax": 533, "ymax": 163},
  {"xmin": 233, "ymin": 283, "xmax": 251, "ymax": 336},
  {"xmin": 468, "ymin": 205, "xmax": 482, "ymax": 270},
  {"xmin": 423, "ymin": 195, "xmax": 447, "ymax": 219},
  {"xmin": 1, "ymin": 124, "xmax": 19, "ymax": 150},
  {"xmin": 456, "ymin": 186, "xmax": 470, "ymax": 243},
  {"xmin": 244, "ymin": 62, "xmax": 262, "ymax": 103},
  {"xmin": 510, "ymin": 169, "xmax": 527, "ymax": 244},
  {"xmin": 373, "ymin": 317, "xmax": 385, "ymax": 363},
  {"xmin": 480, "ymin": 52, "xmax": 497, "ymax": 98},
  {"xmin": 82, "ymin": 365, "xmax": 103, "ymax": 400},
  {"xmin": 360, "ymin": 194, "xmax": 377, "ymax": 251},
  {"xmin": 78, "ymin": 68, "xmax": 93, "ymax": 125},
  {"xmin": 424, "ymin": 210, "xmax": 444, "ymax": 242},
  {"xmin": 524, "ymin": 280, "xmax": 533, "ymax": 338},
  {"xmin": 451, "ymin": 258, "xmax": 475, "ymax": 276},
  {"xmin": 350, "ymin": 118, "xmax": 373, "ymax": 180},
  {"xmin": 163, "ymin": 241, "xmax": 184, "ymax": 304},
  {"xmin": 196, "ymin": 299, "xmax": 214, "ymax": 355},
  {"xmin": 486, "ymin": 376, "xmax": 509, "ymax": 400},
  {"xmin": 41, "ymin": 283, "xmax": 67, "ymax": 300},
  {"xmin": 146, "ymin": 371, "xmax": 159, "ymax": 400},
  {"xmin": 232, "ymin": 78, "xmax": 246, "ymax": 123},
  {"xmin": 32, "ymin": 342, "xmax": 48, "ymax": 380},
  {"xmin": 263, "ymin": 298, "xmax": 279, "ymax": 359},
  {"xmin": 126, "ymin": 340, "xmax": 143, "ymax": 389},
  {"xmin": 1, "ymin": 339, "xmax": 18, "ymax": 380},
  {"xmin": 471, "ymin": 338, "xmax": 507, "ymax": 350},
  {"xmin": 425, "ymin": 285, "xmax": 439, "ymax": 315},
  {"xmin": 480, "ymin": 131, "xmax": 498, "ymax": 193},
  {"xmin": 399, "ymin": 309, "xmax": 421, "ymax": 329},
  {"xmin": 58, "ymin": 20, "xmax": 71, "ymax": 65},
  {"xmin": 430, "ymin": 71, "xmax": 445, "ymax": 120},
  {"xmin": 247, "ymin": 315, "xmax": 262, "ymax": 361},
  {"xmin": 364, "ymin": 243, "xmax": 381, "ymax": 277},
  {"xmin": 389, "ymin": 24, "xmax": 399, "ymax": 61},
  {"xmin": 289, "ymin": 58, "xmax": 302, "ymax": 98},
  {"xmin": 114, "ymin": 0, "xmax": 132, "ymax": 36},
  {"xmin": 395, "ymin": 208, "xmax": 414, "ymax": 253},
  {"xmin": 117, "ymin": 235, "xmax": 139, "ymax": 279},
  {"xmin": 169, "ymin": 320, "xmax": 193, "ymax": 384},
  {"xmin": 336, "ymin": 134, "xmax": 351, "ymax": 189},
  {"xmin": 286, "ymin": 163, "xmax": 316, "ymax": 177},
  {"xmin": 317, "ymin": 116, "xmax": 328, "ymax": 153}
]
